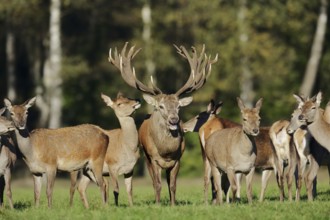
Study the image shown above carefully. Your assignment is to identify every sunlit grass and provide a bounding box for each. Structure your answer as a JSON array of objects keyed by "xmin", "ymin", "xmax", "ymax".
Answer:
[{"xmin": 0, "ymin": 170, "xmax": 329, "ymax": 220}]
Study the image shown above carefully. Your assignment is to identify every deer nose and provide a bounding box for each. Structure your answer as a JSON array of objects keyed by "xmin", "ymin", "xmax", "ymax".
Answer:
[
  {"xmin": 298, "ymin": 115, "xmax": 304, "ymax": 120},
  {"xmin": 253, "ymin": 128, "xmax": 259, "ymax": 134},
  {"xmin": 169, "ymin": 116, "xmax": 179, "ymax": 125}
]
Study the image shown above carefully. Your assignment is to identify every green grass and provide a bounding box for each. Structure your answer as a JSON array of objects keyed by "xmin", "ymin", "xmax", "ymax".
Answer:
[{"xmin": 0, "ymin": 172, "xmax": 329, "ymax": 220}]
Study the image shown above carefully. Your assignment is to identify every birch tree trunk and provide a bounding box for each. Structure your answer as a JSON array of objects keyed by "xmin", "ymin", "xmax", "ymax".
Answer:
[
  {"xmin": 238, "ymin": 0, "xmax": 254, "ymax": 107},
  {"xmin": 6, "ymin": 30, "xmax": 16, "ymax": 101},
  {"xmin": 142, "ymin": 1, "xmax": 156, "ymax": 90},
  {"xmin": 39, "ymin": 0, "xmax": 62, "ymax": 128},
  {"xmin": 299, "ymin": 0, "xmax": 328, "ymax": 97}
]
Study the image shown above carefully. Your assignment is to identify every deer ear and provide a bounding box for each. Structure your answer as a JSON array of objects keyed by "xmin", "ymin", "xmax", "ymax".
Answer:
[
  {"xmin": 4, "ymin": 98, "xmax": 12, "ymax": 109},
  {"xmin": 179, "ymin": 96, "xmax": 193, "ymax": 107},
  {"xmin": 142, "ymin": 94, "xmax": 157, "ymax": 106},
  {"xmin": 315, "ymin": 91, "xmax": 322, "ymax": 107},
  {"xmin": 255, "ymin": 98, "xmax": 263, "ymax": 112},
  {"xmin": 237, "ymin": 97, "xmax": 245, "ymax": 111},
  {"xmin": 214, "ymin": 101, "xmax": 223, "ymax": 115},
  {"xmin": 207, "ymin": 100, "xmax": 215, "ymax": 113},
  {"xmin": 101, "ymin": 93, "xmax": 113, "ymax": 107},
  {"xmin": 0, "ymin": 107, "xmax": 5, "ymax": 116},
  {"xmin": 293, "ymin": 94, "xmax": 305, "ymax": 108},
  {"xmin": 25, "ymin": 97, "xmax": 36, "ymax": 109},
  {"xmin": 117, "ymin": 91, "xmax": 124, "ymax": 98}
]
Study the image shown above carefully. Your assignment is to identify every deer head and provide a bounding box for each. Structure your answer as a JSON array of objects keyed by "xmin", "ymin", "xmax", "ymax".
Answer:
[
  {"xmin": 4, "ymin": 97, "xmax": 36, "ymax": 130},
  {"xmin": 0, "ymin": 107, "xmax": 15, "ymax": 135},
  {"xmin": 101, "ymin": 92, "xmax": 141, "ymax": 118},
  {"xmin": 182, "ymin": 99, "xmax": 223, "ymax": 132},
  {"xmin": 108, "ymin": 42, "xmax": 218, "ymax": 131},
  {"xmin": 296, "ymin": 92, "xmax": 322, "ymax": 124},
  {"xmin": 237, "ymin": 97, "xmax": 262, "ymax": 136}
]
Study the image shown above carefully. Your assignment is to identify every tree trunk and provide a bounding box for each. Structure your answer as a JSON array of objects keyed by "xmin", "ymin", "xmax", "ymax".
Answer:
[
  {"xmin": 6, "ymin": 30, "xmax": 16, "ymax": 101},
  {"xmin": 299, "ymin": 0, "xmax": 328, "ymax": 97},
  {"xmin": 141, "ymin": 1, "xmax": 155, "ymax": 177},
  {"xmin": 39, "ymin": 0, "xmax": 62, "ymax": 128},
  {"xmin": 238, "ymin": 0, "xmax": 254, "ymax": 107}
]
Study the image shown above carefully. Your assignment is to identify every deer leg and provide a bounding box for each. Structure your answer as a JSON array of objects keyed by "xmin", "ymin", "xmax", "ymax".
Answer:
[
  {"xmin": 204, "ymin": 158, "xmax": 212, "ymax": 205},
  {"xmin": 235, "ymin": 173, "xmax": 243, "ymax": 201},
  {"xmin": 33, "ymin": 174, "xmax": 42, "ymax": 207},
  {"xmin": 77, "ymin": 174, "xmax": 91, "ymax": 209},
  {"xmin": 0, "ymin": 175, "xmax": 4, "ymax": 208},
  {"xmin": 151, "ymin": 161, "xmax": 162, "ymax": 204},
  {"xmin": 91, "ymin": 160, "xmax": 106, "ymax": 205},
  {"xmin": 295, "ymin": 163, "xmax": 302, "ymax": 202},
  {"xmin": 103, "ymin": 176, "xmax": 109, "ymax": 204},
  {"xmin": 286, "ymin": 166, "xmax": 295, "ymax": 202},
  {"xmin": 259, "ymin": 169, "xmax": 272, "ymax": 202},
  {"xmin": 124, "ymin": 172, "xmax": 134, "ymax": 206},
  {"xmin": 166, "ymin": 161, "xmax": 180, "ymax": 206},
  {"xmin": 275, "ymin": 169, "xmax": 284, "ymax": 202},
  {"xmin": 69, "ymin": 170, "xmax": 79, "ymax": 207},
  {"xmin": 306, "ymin": 163, "xmax": 318, "ymax": 201},
  {"xmin": 46, "ymin": 169, "xmax": 57, "ymax": 208},
  {"xmin": 226, "ymin": 169, "xmax": 237, "ymax": 203},
  {"xmin": 211, "ymin": 166, "xmax": 222, "ymax": 205},
  {"xmin": 109, "ymin": 170, "xmax": 119, "ymax": 206},
  {"xmin": 221, "ymin": 174, "xmax": 231, "ymax": 203},
  {"xmin": 246, "ymin": 167, "xmax": 255, "ymax": 204},
  {"xmin": 4, "ymin": 168, "xmax": 13, "ymax": 209}
]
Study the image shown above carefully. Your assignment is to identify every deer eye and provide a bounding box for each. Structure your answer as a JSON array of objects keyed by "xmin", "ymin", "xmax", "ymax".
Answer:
[
  {"xmin": 243, "ymin": 118, "xmax": 247, "ymax": 122},
  {"xmin": 159, "ymin": 105, "xmax": 165, "ymax": 110}
]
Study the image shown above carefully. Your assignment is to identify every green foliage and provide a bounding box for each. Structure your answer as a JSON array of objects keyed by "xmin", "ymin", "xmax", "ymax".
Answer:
[{"xmin": 1, "ymin": 0, "xmax": 330, "ymax": 176}]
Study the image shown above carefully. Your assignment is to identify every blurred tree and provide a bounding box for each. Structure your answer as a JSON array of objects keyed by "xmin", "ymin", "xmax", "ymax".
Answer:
[
  {"xmin": 300, "ymin": 0, "xmax": 328, "ymax": 97},
  {"xmin": 38, "ymin": 0, "xmax": 62, "ymax": 128}
]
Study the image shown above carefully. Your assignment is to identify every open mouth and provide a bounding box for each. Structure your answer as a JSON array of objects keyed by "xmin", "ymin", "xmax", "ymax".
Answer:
[{"xmin": 168, "ymin": 122, "xmax": 178, "ymax": 130}]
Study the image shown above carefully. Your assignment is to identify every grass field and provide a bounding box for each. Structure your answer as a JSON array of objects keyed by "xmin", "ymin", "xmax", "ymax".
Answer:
[{"xmin": 0, "ymin": 168, "xmax": 329, "ymax": 220}]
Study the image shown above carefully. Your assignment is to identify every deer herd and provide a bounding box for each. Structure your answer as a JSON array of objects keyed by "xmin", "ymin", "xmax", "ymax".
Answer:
[{"xmin": 0, "ymin": 42, "xmax": 329, "ymax": 209}]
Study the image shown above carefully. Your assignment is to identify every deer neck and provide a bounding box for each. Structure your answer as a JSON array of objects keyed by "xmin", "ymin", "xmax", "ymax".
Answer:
[
  {"xmin": 242, "ymin": 130, "xmax": 257, "ymax": 154},
  {"xmin": 117, "ymin": 116, "xmax": 138, "ymax": 151},
  {"xmin": 307, "ymin": 109, "xmax": 330, "ymax": 151},
  {"xmin": 14, "ymin": 128, "xmax": 34, "ymax": 160}
]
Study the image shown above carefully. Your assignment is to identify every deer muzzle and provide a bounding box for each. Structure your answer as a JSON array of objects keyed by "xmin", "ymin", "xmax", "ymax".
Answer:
[{"xmin": 168, "ymin": 115, "xmax": 179, "ymax": 130}]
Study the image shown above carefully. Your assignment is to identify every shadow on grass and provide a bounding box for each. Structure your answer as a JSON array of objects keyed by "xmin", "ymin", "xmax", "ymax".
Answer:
[
  {"xmin": 13, "ymin": 201, "xmax": 32, "ymax": 210},
  {"xmin": 134, "ymin": 199, "xmax": 193, "ymax": 206}
]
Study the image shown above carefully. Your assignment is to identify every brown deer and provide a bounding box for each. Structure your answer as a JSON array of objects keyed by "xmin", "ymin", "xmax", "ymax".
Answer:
[
  {"xmin": 205, "ymin": 97, "xmax": 262, "ymax": 204},
  {"xmin": 183, "ymin": 100, "xmax": 294, "ymax": 203},
  {"xmin": 0, "ymin": 107, "xmax": 16, "ymax": 209},
  {"xmin": 72, "ymin": 92, "xmax": 141, "ymax": 208},
  {"xmin": 287, "ymin": 97, "xmax": 330, "ymax": 201},
  {"xmin": 269, "ymin": 120, "xmax": 297, "ymax": 201},
  {"xmin": 4, "ymin": 98, "xmax": 109, "ymax": 208},
  {"xmin": 292, "ymin": 92, "xmax": 330, "ymax": 152},
  {"xmin": 108, "ymin": 42, "xmax": 217, "ymax": 205}
]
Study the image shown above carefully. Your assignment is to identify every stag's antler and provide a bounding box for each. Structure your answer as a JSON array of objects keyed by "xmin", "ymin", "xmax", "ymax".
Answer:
[
  {"xmin": 108, "ymin": 42, "xmax": 161, "ymax": 95},
  {"xmin": 173, "ymin": 44, "xmax": 218, "ymax": 96}
]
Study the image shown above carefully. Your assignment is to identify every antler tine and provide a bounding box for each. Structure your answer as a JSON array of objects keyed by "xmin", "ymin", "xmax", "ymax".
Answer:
[
  {"xmin": 175, "ymin": 45, "xmax": 217, "ymax": 96},
  {"xmin": 108, "ymin": 42, "xmax": 160, "ymax": 95}
]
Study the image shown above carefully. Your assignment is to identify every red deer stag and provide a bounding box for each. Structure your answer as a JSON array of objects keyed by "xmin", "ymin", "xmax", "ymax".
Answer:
[
  {"xmin": 73, "ymin": 92, "xmax": 141, "ymax": 208},
  {"xmin": 108, "ymin": 42, "xmax": 217, "ymax": 205},
  {"xmin": 0, "ymin": 107, "xmax": 16, "ymax": 209},
  {"xmin": 205, "ymin": 98, "xmax": 262, "ymax": 204},
  {"xmin": 4, "ymin": 98, "xmax": 109, "ymax": 208}
]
